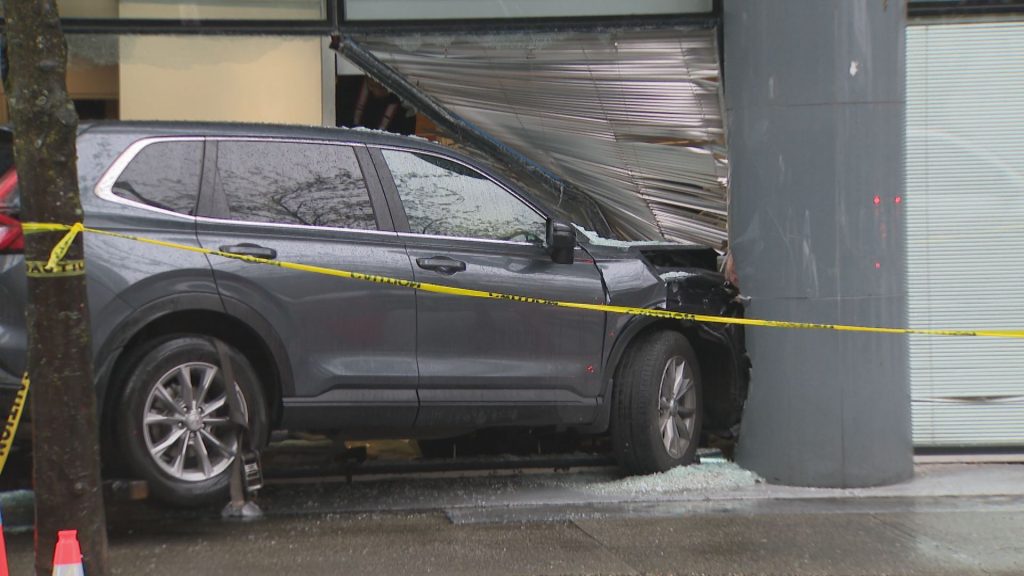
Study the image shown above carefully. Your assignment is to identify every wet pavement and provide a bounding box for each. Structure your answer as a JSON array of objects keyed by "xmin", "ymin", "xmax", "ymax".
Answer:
[{"xmin": 3, "ymin": 462, "xmax": 1024, "ymax": 575}]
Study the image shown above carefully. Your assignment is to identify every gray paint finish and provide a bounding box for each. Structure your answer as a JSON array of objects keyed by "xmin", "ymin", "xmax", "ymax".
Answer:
[{"xmin": 727, "ymin": 0, "xmax": 912, "ymax": 487}]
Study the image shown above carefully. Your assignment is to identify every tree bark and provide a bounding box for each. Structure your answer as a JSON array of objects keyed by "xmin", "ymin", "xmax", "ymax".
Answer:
[{"xmin": 2, "ymin": 1, "xmax": 110, "ymax": 575}]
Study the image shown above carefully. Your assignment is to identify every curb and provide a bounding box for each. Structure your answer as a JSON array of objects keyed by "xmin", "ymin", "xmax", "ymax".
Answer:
[{"xmin": 0, "ymin": 490, "xmax": 34, "ymax": 534}]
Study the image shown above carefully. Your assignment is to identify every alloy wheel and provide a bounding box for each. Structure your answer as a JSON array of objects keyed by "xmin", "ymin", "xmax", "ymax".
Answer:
[
  {"xmin": 657, "ymin": 355, "xmax": 698, "ymax": 459},
  {"xmin": 141, "ymin": 362, "xmax": 245, "ymax": 482}
]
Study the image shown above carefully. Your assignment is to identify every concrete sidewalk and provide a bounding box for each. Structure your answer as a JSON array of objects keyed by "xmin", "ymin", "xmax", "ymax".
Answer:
[
  {"xmin": 3, "ymin": 463, "xmax": 1023, "ymax": 575},
  {"xmin": 245, "ymin": 461, "xmax": 1024, "ymax": 521}
]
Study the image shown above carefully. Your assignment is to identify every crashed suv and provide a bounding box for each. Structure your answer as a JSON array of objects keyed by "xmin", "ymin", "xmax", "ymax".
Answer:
[{"xmin": 0, "ymin": 123, "xmax": 747, "ymax": 505}]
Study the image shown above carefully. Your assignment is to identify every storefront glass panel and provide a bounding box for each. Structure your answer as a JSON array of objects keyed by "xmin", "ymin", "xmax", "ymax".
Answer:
[
  {"xmin": 53, "ymin": 0, "xmax": 325, "ymax": 20},
  {"xmin": 343, "ymin": 0, "xmax": 710, "ymax": 21},
  {"xmin": 0, "ymin": 34, "xmax": 324, "ymax": 125}
]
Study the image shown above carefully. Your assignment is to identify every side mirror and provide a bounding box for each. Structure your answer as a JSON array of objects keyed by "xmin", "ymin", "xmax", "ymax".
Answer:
[{"xmin": 546, "ymin": 219, "xmax": 576, "ymax": 265}]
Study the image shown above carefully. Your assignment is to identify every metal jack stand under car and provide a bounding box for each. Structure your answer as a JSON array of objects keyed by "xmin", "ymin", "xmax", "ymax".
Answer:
[{"xmin": 214, "ymin": 339, "xmax": 265, "ymax": 520}]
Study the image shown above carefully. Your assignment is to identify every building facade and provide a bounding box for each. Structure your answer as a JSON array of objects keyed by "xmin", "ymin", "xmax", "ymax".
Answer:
[{"xmin": 2, "ymin": 0, "xmax": 1022, "ymax": 450}]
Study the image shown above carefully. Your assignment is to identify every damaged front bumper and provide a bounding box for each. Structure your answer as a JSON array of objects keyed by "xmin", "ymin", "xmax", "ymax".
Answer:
[{"xmin": 662, "ymin": 268, "xmax": 750, "ymax": 438}]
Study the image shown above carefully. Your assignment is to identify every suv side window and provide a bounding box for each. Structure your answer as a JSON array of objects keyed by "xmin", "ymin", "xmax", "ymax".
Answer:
[
  {"xmin": 216, "ymin": 141, "xmax": 376, "ymax": 230},
  {"xmin": 382, "ymin": 149, "xmax": 546, "ymax": 243},
  {"xmin": 112, "ymin": 141, "xmax": 203, "ymax": 215}
]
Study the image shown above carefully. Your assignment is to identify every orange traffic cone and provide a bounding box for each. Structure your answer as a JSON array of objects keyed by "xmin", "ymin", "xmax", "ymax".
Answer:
[
  {"xmin": 51, "ymin": 530, "xmax": 84, "ymax": 576},
  {"xmin": 0, "ymin": 508, "xmax": 9, "ymax": 576}
]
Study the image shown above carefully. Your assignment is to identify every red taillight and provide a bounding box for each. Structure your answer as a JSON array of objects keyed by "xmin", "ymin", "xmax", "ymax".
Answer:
[
  {"xmin": 0, "ymin": 169, "xmax": 17, "ymax": 208},
  {"xmin": 0, "ymin": 212, "xmax": 22, "ymax": 253},
  {"xmin": 0, "ymin": 168, "xmax": 22, "ymax": 253}
]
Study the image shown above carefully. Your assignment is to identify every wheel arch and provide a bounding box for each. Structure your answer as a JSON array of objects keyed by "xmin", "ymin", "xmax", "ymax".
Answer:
[
  {"xmin": 584, "ymin": 315, "xmax": 746, "ymax": 436},
  {"xmin": 97, "ymin": 295, "xmax": 291, "ymax": 447}
]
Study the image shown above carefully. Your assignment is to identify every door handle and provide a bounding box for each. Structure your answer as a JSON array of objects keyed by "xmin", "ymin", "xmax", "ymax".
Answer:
[
  {"xmin": 416, "ymin": 256, "xmax": 467, "ymax": 275},
  {"xmin": 220, "ymin": 243, "xmax": 278, "ymax": 260}
]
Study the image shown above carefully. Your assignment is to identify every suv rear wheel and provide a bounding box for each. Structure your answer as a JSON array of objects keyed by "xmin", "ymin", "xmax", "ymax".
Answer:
[
  {"xmin": 612, "ymin": 330, "xmax": 702, "ymax": 474},
  {"xmin": 117, "ymin": 336, "xmax": 267, "ymax": 506}
]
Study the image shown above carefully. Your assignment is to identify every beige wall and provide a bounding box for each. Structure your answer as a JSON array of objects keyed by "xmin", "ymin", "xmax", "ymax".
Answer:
[
  {"xmin": 58, "ymin": 0, "xmax": 118, "ymax": 18},
  {"xmin": 54, "ymin": 0, "xmax": 322, "ymax": 19},
  {"xmin": 114, "ymin": 2, "xmax": 324, "ymax": 124},
  {"xmin": 119, "ymin": 0, "xmax": 322, "ymax": 20},
  {"xmin": 118, "ymin": 35, "xmax": 323, "ymax": 124}
]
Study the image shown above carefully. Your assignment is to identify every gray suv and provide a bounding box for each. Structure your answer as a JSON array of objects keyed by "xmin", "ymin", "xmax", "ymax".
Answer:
[{"xmin": 0, "ymin": 123, "xmax": 747, "ymax": 505}]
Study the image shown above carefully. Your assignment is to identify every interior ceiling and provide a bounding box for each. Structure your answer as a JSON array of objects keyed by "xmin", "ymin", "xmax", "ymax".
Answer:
[{"xmin": 355, "ymin": 27, "xmax": 728, "ymax": 246}]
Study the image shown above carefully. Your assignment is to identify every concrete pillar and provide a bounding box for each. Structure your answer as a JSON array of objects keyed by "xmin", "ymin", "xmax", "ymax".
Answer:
[{"xmin": 727, "ymin": 0, "xmax": 912, "ymax": 487}]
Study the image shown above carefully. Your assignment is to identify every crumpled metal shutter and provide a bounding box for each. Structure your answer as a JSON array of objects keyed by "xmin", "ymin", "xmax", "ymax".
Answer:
[
  {"xmin": 906, "ymin": 20, "xmax": 1024, "ymax": 447},
  {"xmin": 354, "ymin": 28, "xmax": 728, "ymax": 246}
]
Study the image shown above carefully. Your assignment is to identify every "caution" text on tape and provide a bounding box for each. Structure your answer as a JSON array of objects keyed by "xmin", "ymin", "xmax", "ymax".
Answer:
[
  {"xmin": 20, "ymin": 222, "xmax": 1024, "ymax": 340},
  {"xmin": 0, "ymin": 373, "xmax": 29, "ymax": 476}
]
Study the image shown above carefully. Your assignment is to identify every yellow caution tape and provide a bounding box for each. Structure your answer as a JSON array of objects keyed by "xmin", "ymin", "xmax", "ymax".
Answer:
[
  {"xmin": 25, "ymin": 259, "xmax": 85, "ymax": 278},
  {"xmin": 44, "ymin": 222, "xmax": 85, "ymax": 271},
  {"xmin": 21, "ymin": 222, "xmax": 1024, "ymax": 340},
  {"xmin": 0, "ymin": 373, "xmax": 30, "ymax": 476}
]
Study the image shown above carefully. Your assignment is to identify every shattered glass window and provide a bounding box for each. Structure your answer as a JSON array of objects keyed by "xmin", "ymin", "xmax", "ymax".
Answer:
[
  {"xmin": 384, "ymin": 149, "xmax": 546, "ymax": 243},
  {"xmin": 360, "ymin": 28, "xmax": 728, "ymax": 246},
  {"xmin": 113, "ymin": 141, "xmax": 202, "ymax": 215},
  {"xmin": 217, "ymin": 141, "xmax": 376, "ymax": 230}
]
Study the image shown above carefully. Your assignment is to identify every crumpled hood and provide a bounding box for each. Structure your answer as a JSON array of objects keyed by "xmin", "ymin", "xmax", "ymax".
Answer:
[
  {"xmin": 583, "ymin": 241, "xmax": 720, "ymax": 272},
  {"xmin": 583, "ymin": 241, "xmax": 735, "ymax": 317}
]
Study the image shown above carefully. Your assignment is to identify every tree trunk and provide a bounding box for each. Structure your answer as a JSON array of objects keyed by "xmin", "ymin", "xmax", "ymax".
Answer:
[{"xmin": 2, "ymin": 1, "xmax": 110, "ymax": 575}]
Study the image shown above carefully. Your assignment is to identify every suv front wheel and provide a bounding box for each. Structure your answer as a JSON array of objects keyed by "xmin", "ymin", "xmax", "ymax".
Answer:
[
  {"xmin": 117, "ymin": 336, "xmax": 268, "ymax": 506},
  {"xmin": 612, "ymin": 330, "xmax": 702, "ymax": 474}
]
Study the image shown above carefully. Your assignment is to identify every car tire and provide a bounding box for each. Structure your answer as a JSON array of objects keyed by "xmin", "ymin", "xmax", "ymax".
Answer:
[
  {"xmin": 612, "ymin": 330, "xmax": 702, "ymax": 475},
  {"xmin": 116, "ymin": 336, "xmax": 268, "ymax": 506}
]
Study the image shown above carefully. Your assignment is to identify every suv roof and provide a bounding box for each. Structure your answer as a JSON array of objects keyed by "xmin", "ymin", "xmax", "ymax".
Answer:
[
  {"xmin": 79, "ymin": 120, "xmax": 455, "ymax": 156},
  {"xmin": 77, "ymin": 121, "xmax": 614, "ymax": 236}
]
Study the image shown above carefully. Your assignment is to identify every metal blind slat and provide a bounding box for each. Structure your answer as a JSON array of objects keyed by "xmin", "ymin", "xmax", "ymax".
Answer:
[{"xmin": 906, "ymin": 21, "xmax": 1024, "ymax": 447}]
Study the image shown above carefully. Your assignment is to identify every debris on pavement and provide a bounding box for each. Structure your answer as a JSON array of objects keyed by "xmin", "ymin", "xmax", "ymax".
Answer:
[{"xmin": 585, "ymin": 462, "xmax": 762, "ymax": 497}]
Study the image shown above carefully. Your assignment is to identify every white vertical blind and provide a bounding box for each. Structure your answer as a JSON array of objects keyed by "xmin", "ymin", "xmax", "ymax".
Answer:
[{"xmin": 906, "ymin": 20, "xmax": 1024, "ymax": 446}]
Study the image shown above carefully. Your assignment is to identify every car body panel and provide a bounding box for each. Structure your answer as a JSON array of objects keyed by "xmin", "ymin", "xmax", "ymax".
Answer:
[
  {"xmin": 198, "ymin": 222, "xmax": 421, "ymax": 431},
  {"xmin": 0, "ymin": 121, "xmax": 746, "ymax": 447},
  {"xmin": 404, "ymin": 236, "xmax": 607, "ymax": 429},
  {"xmin": 366, "ymin": 145, "xmax": 608, "ymax": 430},
  {"xmin": 583, "ymin": 243, "xmax": 748, "ymax": 434},
  {"xmin": 194, "ymin": 136, "xmax": 420, "ymax": 431},
  {"xmin": 0, "ymin": 254, "xmax": 27, "ymax": 386},
  {"xmin": 77, "ymin": 130, "xmax": 221, "ymax": 403}
]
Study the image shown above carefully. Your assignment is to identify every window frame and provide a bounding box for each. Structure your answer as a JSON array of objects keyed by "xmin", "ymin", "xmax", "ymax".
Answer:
[
  {"xmin": 370, "ymin": 144, "xmax": 550, "ymax": 246},
  {"xmin": 94, "ymin": 136, "xmax": 205, "ymax": 220},
  {"xmin": 196, "ymin": 137, "xmax": 395, "ymax": 234}
]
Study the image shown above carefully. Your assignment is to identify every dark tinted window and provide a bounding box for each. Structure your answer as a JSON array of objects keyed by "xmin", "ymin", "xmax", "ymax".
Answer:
[
  {"xmin": 383, "ymin": 150, "xmax": 545, "ymax": 243},
  {"xmin": 217, "ymin": 141, "xmax": 376, "ymax": 230},
  {"xmin": 0, "ymin": 130, "xmax": 14, "ymax": 174},
  {"xmin": 0, "ymin": 131, "xmax": 18, "ymax": 214},
  {"xmin": 112, "ymin": 141, "xmax": 203, "ymax": 215}
]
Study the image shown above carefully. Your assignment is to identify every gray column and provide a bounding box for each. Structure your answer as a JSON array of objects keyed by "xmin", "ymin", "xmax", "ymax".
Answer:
[{"xmin": 727, "ymin": 0, "xmax": 912, "ymax": 487}]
